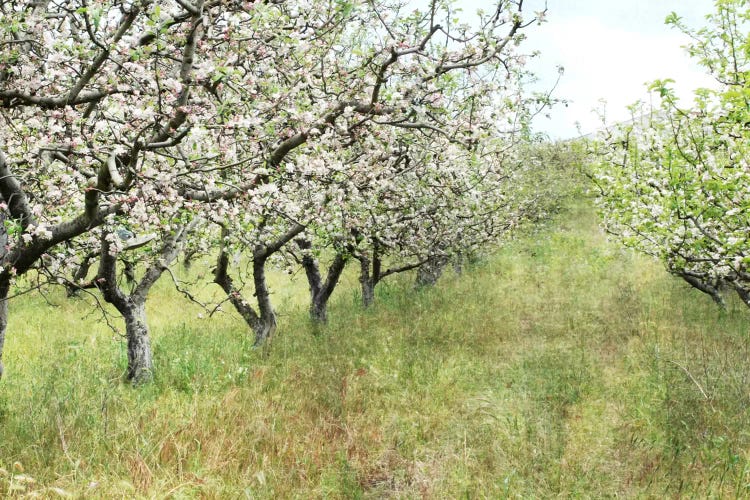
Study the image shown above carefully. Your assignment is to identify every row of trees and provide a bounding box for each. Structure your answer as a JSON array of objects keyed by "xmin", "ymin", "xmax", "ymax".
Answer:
[
  {"xmin": 0, "ymin": 0, "xmax": 559, "ymax": 383},
  {"xmin": 589, "ymin": 0, "xmax": 750, "ymax": 309}
]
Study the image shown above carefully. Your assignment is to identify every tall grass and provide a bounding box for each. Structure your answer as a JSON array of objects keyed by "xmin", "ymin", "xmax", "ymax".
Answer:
[{"xmin": 1, "ymin": 198, "xmax": 749, "ymax": 497}]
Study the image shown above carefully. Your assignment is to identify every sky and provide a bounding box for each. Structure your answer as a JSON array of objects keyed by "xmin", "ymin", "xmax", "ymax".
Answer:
[{"xmin": 457, "ymin": 0, "xmax": 718, "ymax": 139}]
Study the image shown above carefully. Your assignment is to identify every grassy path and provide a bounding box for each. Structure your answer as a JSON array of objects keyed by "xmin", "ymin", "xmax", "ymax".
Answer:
[{"xmin": 1, "ymin": 200, "xmax": 750, "ymax": 497}]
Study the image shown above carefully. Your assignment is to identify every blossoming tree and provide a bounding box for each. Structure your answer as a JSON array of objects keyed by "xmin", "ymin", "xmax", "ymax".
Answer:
[
  {"xmin": 195, "ymin": 0, "xmax": 550, "ymax": 333},
  {"xmin": 590, "ymin": 0, "xmax": 750, "ymax": 308},
  {"xmin": 0, "ymin": 0, "xmax": 551, "ymax": 380}
]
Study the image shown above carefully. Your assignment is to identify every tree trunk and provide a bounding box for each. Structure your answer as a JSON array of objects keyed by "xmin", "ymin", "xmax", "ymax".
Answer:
[
  {"xmin": 359, "ymin": 257, "xmax": 375, "ymax": 308},
  {"xmin": 736, "ymin": 286, "xmax": 750, "ymax": 308},
  {"xmin": 251, "ymin": 253, "xmax": 276, "ymax": 346},
  {"xmin": 415, "ymin": 255, "xmax": 448, "ymax": 288},
  {"xmin": 214, "ymin": 241, "xmax": 276, "ymax": 346},
  {"xmin": 67, "ymin": 253, "xmax": 94, "ymax": 297},
  {"xmin": 182, "ymin": 248, "xmax": 197, "ymax": 270},
  {"xmin": 0, "ymin": 278, "xmax": 9, "ymax": 380},
  {"xmin": 310, "ymin": 295, "xmax": 328, "ymax": 323},
  {"xmin": 122, "ymin": 300, "xmax": 153, "ymax": 384},
  {"xmin": 298, "ymin": 240, "xmax": 348, "ymax": 324},
  {"xmin": 214, "ymin": 224, "xmax": 303, "ymax": 345},
  {"xmin": 453, "ymin": 257, "xmax": 463, "ymax": 277},
  {"xmin": 97, "ymin": 223, "xmax": 194, "ymax": 384}
]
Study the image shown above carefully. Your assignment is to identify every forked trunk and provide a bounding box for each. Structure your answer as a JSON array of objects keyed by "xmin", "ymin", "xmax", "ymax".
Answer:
[
  {"xmin": 214, "ymin": 240, "xmax": 277, "ymax": 346},
  {"xmin": 97, "ymin": 223, "xmax": 195, "ymax": 384},
  {"xmin": 214, "ymin": 224, "xmax": 303, "ymax": 346},
  {"xmin": 298, "ymin": 241, "xmax": 348, "ymax": 324},
  {"xmin": 122, "ymin": 300, "xmax": 153, "ymax": 384}
]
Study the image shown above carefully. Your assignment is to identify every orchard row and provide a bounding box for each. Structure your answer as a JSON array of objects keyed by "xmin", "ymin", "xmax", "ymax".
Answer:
[{"xmin": 0, "ymin": 0, "xmax": 559, "ymax": 383}]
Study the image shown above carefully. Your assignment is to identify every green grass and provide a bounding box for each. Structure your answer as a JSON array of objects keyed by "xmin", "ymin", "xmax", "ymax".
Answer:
[{"xmin": 1, "ymin": 199, "xmax": 750, "ymax": 497}]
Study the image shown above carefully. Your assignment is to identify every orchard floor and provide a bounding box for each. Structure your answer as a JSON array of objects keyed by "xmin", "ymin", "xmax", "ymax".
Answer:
[{"xmin": 1, "ymin": 200, "xmax": 750, "ymax": 498}]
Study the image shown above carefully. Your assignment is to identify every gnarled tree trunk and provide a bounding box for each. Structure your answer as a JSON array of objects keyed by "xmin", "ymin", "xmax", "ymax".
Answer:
[
  {"xmin": 356, "ymin": 244, "xmax": 428, "ymax": 308},
  {"xmin": 415, "ymin": 254, "xmax": 449, "ymax": 288},
  {"xmin": 215, "ymin": 223, "xmax": 303, "ymax": 346},
  {"xmin": 735, "ymin": 286, "xmax": 750, "ymax": 308},
  {"xmin": 214, "ymin": 239, "xmax": 276, "ymax": 346},
  {"xmin": 359, "ymin": 256, "xmax": 376, "ymax": 308},
  {"xmin": 251, "ymin": 253, "xmax": 277, "ymax": 345},
  {"xmin": 97, "ymin": 223, "xmax": 195, "ymax": 384},
  {"xmin": 298, "ymin": 239, "xmax": 348, "ymax": 323},
  {"xmin": 97, "ymin": 239, "xmax": 155, "ymax": 384},
  {"xmin": 121, "ymin": 300, "xmax": 153, "ymax": 383}
]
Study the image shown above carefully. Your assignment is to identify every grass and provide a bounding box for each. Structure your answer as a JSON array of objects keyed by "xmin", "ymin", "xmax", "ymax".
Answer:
[{"xmin": 1, "ymin": 198, "xmax": 750, "ymax": 497}]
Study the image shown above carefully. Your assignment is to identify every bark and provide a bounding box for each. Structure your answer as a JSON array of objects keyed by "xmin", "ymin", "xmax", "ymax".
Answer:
[
  {"xmin": 680, "ymin": 273, "xmax": 726, "ymax": 309},
  {"xmin": 359, "ymin": 256, "xmax": 376, "ymax": 308},
  {"xmin": 310, "ymin": 254, "xmax": 348, "ymax": 323},
  {"xmin": 356, "ymin": 244, "xmax": 428, "ymax": 308},
  {"xmin": 214, "ymin": 245, "xmax": 264, "ymax": 336},
  {"xmin": 298, "ymin": 240, "xmax": 348, "ymax": 323},
  {"xmin": 182, "ymin": 248, "xmax": 198, "ymax": 270},
  {"xmin": 735, "ymin": 286, "xmax": 750, "ymax": 309},
  {"xmin": 66, "ymin": 253, "xmax": 95, "ymax": 296},
  {"xmin": 98, "ymin": 284, "xmax": 153, "ymax": 384},
  {"xmin": 0, "ymin": 278, "xmax": 9, "ymax": 380},
  {"xmin": 453, "ymin": 258, "xmax": 463, "ymax": 277},
  {"xmin": 214, "ymin": 241, "xmax": 276, "ymax": 346},
  {"xmin": 97, "ymin": 224, "xmax": 195, "ymax": 384},
  {"xmin": 123, "ymin": 260, "xmax": 136, "ymax": 286},
  {"xmin": 214, "ymin": 224, "xmax": 303, "ymax": 346},
  {"xmin": 415, "ymin": 255, "xmax": 449, "ymax": 288},
  {"xmin": 251, "ymin": 253, "xmax": 277, "ymax": 345},
  {"xmin": 97, "ymin": 237, "xmax": 154, "ymax": 383},
  {"xmin": 122, "ymin": 300, "xmax": 153, "ymax": 383}
]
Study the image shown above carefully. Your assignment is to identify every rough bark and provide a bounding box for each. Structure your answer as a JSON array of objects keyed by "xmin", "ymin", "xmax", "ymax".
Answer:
[
  {"xmin": 680, "ymin": 273, "xmax": 726, "ymax": 309},
  {"xmin": 298, "ymin": 240, "xmax": 348, "ymax": 323},
  {"xmin": 214, "ymin": 224, "xmax": 303, "ymax": 346},
  {"xmin": 359, "ymin": 256, "xmax": 376, "ymax": 308},
  {"xmin": 96, "ymin": 235, "xmax": 153, "ymax": 383},
  {"xmin": 0, "ymin": 278, "xmax": 9, "ymax": 380},
  {"xmin": 356, "ymin": 244, "xmax": 429, "ymax": 308},
  {"xmin": 415, "ymin": 255, "xmax": 449, "ymax": 288},
  {"xmin": 214, "ymin": 246, "xmax": 264, "ymax": 335},
  {"xmin": 213, "ymin": 239, "xmax": 276, "ymax": 346},
  {"xmin": 98, "ymin": 272, "xmax": 153, "ymax": 384},
  {"xmin": 97, "ymin": 224, "xmax": 195, "ymax": 383},
  {"xmin": 122, "ymin": 301, "xmax": 153, "ymax": 383},
  {"xmin": 251, "ymin": 253, "xmax": 277, "ymax": 345},
  {"xmin": 735, "ymin": 286, "xmax": 750, "ymax": 308},
  {"xmin": 308, "ymin": 254, "xmax": 348, "ymax": 323}
]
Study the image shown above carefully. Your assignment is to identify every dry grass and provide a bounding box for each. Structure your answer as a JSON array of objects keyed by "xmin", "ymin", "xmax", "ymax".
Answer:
[{"xmin": 1, "ymin": 199, "xmax": 749, "ymax": 497}]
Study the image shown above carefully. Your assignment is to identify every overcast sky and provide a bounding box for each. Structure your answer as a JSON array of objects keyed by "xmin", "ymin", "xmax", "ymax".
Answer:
[
  {"xmin": 516, "ymin": 0, "xmax": 713, "ymax": 138},
  {"xmin": 457, "ymin": 0, "xmax": 718, "ymax": 139}
]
